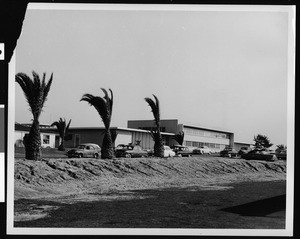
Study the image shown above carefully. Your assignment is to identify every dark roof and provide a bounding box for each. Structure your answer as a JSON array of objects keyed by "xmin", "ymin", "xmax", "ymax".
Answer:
[{"xmin": 15, "ymin": 123, "xmax": 58, "ymax": 134}]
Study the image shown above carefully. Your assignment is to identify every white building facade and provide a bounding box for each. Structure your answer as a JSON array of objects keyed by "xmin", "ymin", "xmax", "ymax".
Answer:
[
  {"xmin": 128, "ymin": 119, "xmax": 234, "ymax": 152},
  {"xmin": 15, "ymin": 123, "xmax": 58, "ymax": 148}
]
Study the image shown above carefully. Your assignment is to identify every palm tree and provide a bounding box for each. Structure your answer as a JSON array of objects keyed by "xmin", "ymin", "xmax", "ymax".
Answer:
[
  {"xmin": 144, "ymin": 94, "xmax": 164, "ymax": 157},
  {"xmin": 15, "ymin": 71, "xmax": 53, "ymax": 160},
  {"xmin": 51, "ymin": 118, "xmax": 72, "ymax": 151},
  {"xmin": 81, "ymin": 88, "xmax": 114, "ymax": 159}
]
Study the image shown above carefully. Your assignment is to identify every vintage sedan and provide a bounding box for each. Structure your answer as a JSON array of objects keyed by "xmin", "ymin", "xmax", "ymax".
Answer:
[
  {"xmin": 220, "ymin": 147, "xmax": 239, "ymax": 158},
  {"xmin": 66, "ymin": 143, "xmax": 101, "ymax": 158},
  {"xmin": 238, "ymin": 146, "xmax": 252, "ymax": 156},
  {"xmin": 115, "ymin": 144, "xmax": 148, "ymax": 158},
  {"xmin": 193, "ymin": 146, "xmax": 211, "ymax": 155},
  {"xmin": 171, "ymin": 145, "xmax": 193, "ymax": 157},
  {"xmin": 241, "ymin": 149, "xmax": 278, "ymax": 162},
  {"xmin": 163, "ymin": 146, "xmax": 176, "ymax": 157},
  {"xmin": 275, "ymin": 149, "xmax": 287, "ymax": 160}
]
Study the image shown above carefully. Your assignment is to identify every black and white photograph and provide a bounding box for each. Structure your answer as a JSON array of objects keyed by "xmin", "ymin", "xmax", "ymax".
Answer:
[{"xmin": 5, "ymin": 2, "xmax": 295, "ymax": 236}]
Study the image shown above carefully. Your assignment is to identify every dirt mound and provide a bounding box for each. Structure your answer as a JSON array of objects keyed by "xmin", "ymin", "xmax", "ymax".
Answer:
[{"xmin": 14, "ymin": 156, "xmax": 286, "ymax": 200}]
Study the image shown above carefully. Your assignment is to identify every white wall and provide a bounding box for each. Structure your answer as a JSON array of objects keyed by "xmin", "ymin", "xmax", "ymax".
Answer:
[
  {"xmin": 41, "ymin": 133, "xmax": 56, "ymax": 148},
  {"xmin": 15, "ymin": 131, "xmax": 27, "ymax": 147},
  {"xmin": 132, "ymin": 131, "xmax": 154, "ymax": 150},
  {"xmin": 184, "ymin": 134, "xmax": 230, "ymax": 145},
  {"xmin": 15, "ymin": 131, "xmax": 57, "ymax": 148},
  {"xmin": 115, "ymin": 131, "xmax": 132, "ymax": 146}
]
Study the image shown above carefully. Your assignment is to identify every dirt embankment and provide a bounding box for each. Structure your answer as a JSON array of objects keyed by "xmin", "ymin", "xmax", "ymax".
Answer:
[{"xmin": 14, "ymin": 156, "xmax": 286, "ymax": 200}]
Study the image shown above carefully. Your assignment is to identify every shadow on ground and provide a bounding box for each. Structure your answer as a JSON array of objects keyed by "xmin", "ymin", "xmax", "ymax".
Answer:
[
  {"xmin": 14, "ymin": 181, "xmax": 286, "ymax": 229},
  {"xmin": 221, "ymin": 194, "xmax": 286, "ymax": 217}
]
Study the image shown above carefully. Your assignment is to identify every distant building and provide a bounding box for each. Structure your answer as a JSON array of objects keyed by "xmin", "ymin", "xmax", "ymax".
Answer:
[
  {"xmin": 64, "ymin": 126, "xmax": 174, "ymax": 150},
  {"xmin": 233, "ymin": 142, "xmax": 253, "ymax": 151},
  {"xmin": 14, "ymin": 120, "xmax": 251, "ymax": 152},
  {"xmin": 14, "ymin": 123, "xmax": 59, "ymax": 148},
  {"xmin": 128, "ymin": 119, "xmax": 234, "ymax": 152}
]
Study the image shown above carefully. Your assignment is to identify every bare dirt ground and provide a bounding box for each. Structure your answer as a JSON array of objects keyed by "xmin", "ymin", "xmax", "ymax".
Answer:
[{"xmin": 14, "ymin": 156, "xmax": 287, "ymax": 228}]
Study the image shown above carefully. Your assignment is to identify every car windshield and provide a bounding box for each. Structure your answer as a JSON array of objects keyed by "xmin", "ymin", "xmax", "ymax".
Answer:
[{"xmin": 78, "ymin": 145, "xmax": 85, "ymax": 149}]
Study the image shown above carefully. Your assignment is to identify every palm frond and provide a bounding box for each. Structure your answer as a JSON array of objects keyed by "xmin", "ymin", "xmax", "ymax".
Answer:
[
  {"xmin": 16, "ymin": 72, "xmax": 53, "ymax": 120},
  {"xmin": 100, "ymin": 88, "xmax": 114, "ymax": 115},
  {"xmin": 15, "ymin": 73, "xmax": 34, "ymax": 105},
  {"xmin": 43, "ymin": 73, "xmax": 53, "ymax": 104},
  {"xmin": 66, "ymin": 119, "xmax": 72, "ymax": 132},
  {"xmin": 145, "ymin": 94, "xmax": 160, "ymax": 127},
  {"xmin": 51, "ymin": 117, "xmax": 71, "ymax": 139},
  {"xmin": 109, "ymin": 88, "xmax": 113, "ymax": 114},
  {"xmin": 81, "ymin": 93, "xmax": 110, "ymax": 129}
]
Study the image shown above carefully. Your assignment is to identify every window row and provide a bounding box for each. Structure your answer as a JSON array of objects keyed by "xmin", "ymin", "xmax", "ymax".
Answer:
[
  {"xmin": 184, "ymin": 140, "xmax": 229, "ymax": 149},
  {"xmin": 138, "ymin": 127, "xmax": 166, "ymax": 132},
  {"xmin": 184, "ymin": 128, "xmax": 230, "ymax": 139}
]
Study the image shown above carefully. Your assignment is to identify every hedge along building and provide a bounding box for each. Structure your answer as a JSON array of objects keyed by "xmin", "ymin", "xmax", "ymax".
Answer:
[
  {"xmin": 128, "ymin": 119, "xmax": 234, "ymax": 152},
  {"xmin": 63, "ymin": 126, "xmax": 175, "ymax": 150}
]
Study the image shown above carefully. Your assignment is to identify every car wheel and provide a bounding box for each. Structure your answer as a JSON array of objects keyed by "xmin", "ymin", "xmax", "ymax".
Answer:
[
  {"xmin": 125, "ymin": 153, "xmax": 131, "ymax": 158},
  {"xmin": 94, "ymin": 153, "xmax": 99, "ymax": 158},
  {"xmin": 78, "ymin": 153, "xmax": 83, "ymax": 158},
  {"xmin": 178, "ymin": 154, "xmax": 182, "ymax": 157}
]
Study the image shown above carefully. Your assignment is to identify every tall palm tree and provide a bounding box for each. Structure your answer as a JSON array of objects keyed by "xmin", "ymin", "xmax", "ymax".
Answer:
[
  {"xmin": 51, "ymin": 118, "xmax": 72, "ymax": 151},
  {"xmin": 144, "ymin": 94, "xmax": 164, "ymax": 157},
  {"xmin": 81, "ymin": 88, "xmax": 114, "ymax": 159},
  {"xmin": 15, "ymin": 71, "xmax": 53, "ymax": 160}
]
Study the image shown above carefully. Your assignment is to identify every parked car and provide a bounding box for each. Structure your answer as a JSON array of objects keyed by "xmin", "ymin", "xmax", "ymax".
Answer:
[
  {"xmin": 171, "ymin": 145, "xmax": 193, "ymax": 157},
  {"xmin": 238, "ymin": 146, "xmax": 251, "ymax": 156},
  {"xmin": 193, "ymin": 146, "xmax": 211, "ymax": 155},
  {"xmin": 115, "ymin": 144, "xmax": 148, "ymax": 158},
  {"xmin": 66, "ymin": 143, "xmax": 101, "ymax": 158},
  {"xmin": 163, "ymin": 146, "xmax": 176, "ymax": 157},
  {"xmin": 241, "ymin": 149, "xmax": 278, "ymax": 162},
  {"xmin": 220, "ymin": 147, "xmax": 239, "ymax": 158},
  {"xmin": 275, "ymin": 149, "xmax": 287, "ymax": 160}
]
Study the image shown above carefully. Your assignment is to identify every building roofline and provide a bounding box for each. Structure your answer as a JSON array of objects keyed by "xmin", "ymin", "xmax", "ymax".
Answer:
[
  {"xmin": 15, "ymin": 123, "xmax": 58, "ymax": 134},
  {"xmin": 116, "ymin": 127, "xmax": 175, "ymax": 135},
  {"xmin": 67, "ymin": 126, "xmax": 175, "ymax": 135},
  {"xmin": 234, "ymin": 141, "xmax": 254, "ymax": 145},
  {"xmin": 127, "ymin": 119, "xmax": 233, "ymax": 134},
  {"xmin": 128, "ymin": 119, "xmax": 179, "ymax": 122},
  {"xmin": 182, "ymin": 123, "xmax": 233, "ymax": 134}
]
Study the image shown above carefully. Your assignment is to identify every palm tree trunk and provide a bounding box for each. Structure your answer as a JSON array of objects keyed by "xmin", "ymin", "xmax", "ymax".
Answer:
[
  {"xmin": 153, "ymin": 130, "xmax": 164, "ymax": 157},
  {"xmin": 101, "ymin": 129, "xmax": 114, "ymax": 159},
  {"xmin": 58, "ymin": 134, "xmax": 65, "ymax": 151},
  {"xmin": 58, "ymin": 139, "xmax": 65, "ymax": 151},
  {"xmin": 24, "ymin": 119, "xmax": 41, "ymax": 160}
]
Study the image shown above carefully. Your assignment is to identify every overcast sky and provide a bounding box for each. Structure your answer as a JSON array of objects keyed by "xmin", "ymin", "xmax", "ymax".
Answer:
[{"xmin": 14, "ymin": 4, "xmax": 293, "ymax": 146}]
